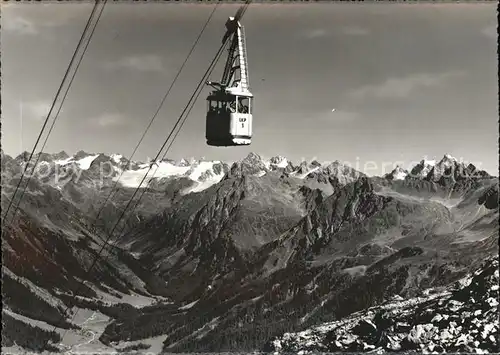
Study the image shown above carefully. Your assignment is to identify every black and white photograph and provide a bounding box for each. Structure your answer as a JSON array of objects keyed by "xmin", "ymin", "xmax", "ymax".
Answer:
[{"xmin": 1, "ymin": 1, "xmax": 498, "ymax": 353}]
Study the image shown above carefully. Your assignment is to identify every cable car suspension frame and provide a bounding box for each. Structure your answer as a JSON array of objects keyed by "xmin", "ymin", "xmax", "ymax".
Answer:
[{"xmin": 205, "ymin": 8, "xmax": 253, "ymax": 147}]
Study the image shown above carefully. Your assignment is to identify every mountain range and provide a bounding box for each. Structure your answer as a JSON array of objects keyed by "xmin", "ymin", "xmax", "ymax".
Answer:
[{"xmin": 1, "ymin": 150, "xmax": 498, "ymax": 353}]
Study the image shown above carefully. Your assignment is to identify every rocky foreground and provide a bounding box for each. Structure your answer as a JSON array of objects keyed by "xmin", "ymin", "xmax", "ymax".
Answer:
[{"xmin": 264, "ymin": 256, "xmax": 499, "ymax": 354}]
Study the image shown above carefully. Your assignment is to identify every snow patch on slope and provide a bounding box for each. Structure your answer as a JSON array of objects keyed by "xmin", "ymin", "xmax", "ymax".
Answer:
[
  {"xmin": 55, "ymin": 156, "xmax": 73, "ymax": 166},
  {"xmin": 269, "ymin": 156, "xmax": 289, "ymax": 169},
  {"xmin": 117, "ymin": 160, "xmax": 226, "ymax": 191},
  {"xmin": 295, "ymin": 166, "xmax": 320, "ymax": 179},
  {"xmin": 187, "ymin": 177, "xmax": 223, "ymax": 193},
  {"xmin": 117, "ymin": 161, "xmax": 191, "ymax": 188},
  {"xmin": 77, "ymin": 155, "xmax": 99, "ymax": 170},
  {"xmin": 188, "ymin": 161, "xmax": 218, "ymax": 181},
  {"xmin": 54, "ymin": 154, "xmax": 100, "ymax": 170},
  {"xmin": 179, "ymin": 299, "xmax": 199, "ymax": 310},
  {"xmin": 392, "ymin": 167, "xmax": 408, "ymax": 180}
]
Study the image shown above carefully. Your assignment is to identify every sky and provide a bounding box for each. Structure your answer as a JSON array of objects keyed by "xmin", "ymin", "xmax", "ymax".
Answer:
[{"xmin": 1, "ymin": 2, "xmax": 498, "ymax": 176}]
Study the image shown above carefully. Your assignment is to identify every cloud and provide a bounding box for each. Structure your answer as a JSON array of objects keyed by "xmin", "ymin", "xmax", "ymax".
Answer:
[
  {"xmin": 23, "ymin": 100, "xmax": 52, "ymax": 120},
  {"xmin": 302, "ymin": 26, "xmax": 369, "ymax": 39},
  {"xmin": 106, "ymin": 55, "xmax": 166, "ymax": 73},
  {"xmin": 349, "ymin": 71, "xmax": 465, "ymax": 100},
  {"xmin": 2, "ymin": 6, "xmax": 79, "ymax": 35},
  {"xmin": 481, "ymin": 25, "xmax": 496, "ymax": 39},
  {"xmin": 90, "ymin": 113, "xmax": 125, "ymax": 127},
  {"xmin": 2, "ymin": 16, "xmax": 38, "ymax": 35},
  {"xmin": 303, "ymin": 29, "xmax": 328, "ymax": 39},
  {"xmin": 341, "ymin": 26, "xmax": 369, "ymax": 36}
]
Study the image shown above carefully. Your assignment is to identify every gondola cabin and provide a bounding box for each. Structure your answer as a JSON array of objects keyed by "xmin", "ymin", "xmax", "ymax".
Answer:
[{"xmin": 206, "ymin": 90, "xmax": 253, "ymax": 146}]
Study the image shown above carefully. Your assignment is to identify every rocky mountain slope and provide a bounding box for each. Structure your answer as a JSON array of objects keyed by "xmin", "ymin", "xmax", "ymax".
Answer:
[
  {"xmin": 264, "ymin": 255, "xmax": 499, "ymax": 353},
  {"xmin": 1, "ymin": 150, "xmax": 498, "ymax": 353}
]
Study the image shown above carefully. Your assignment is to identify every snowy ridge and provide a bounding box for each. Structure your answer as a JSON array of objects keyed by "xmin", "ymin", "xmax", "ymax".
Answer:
[
  {"xmin": 178, "ymin": 299, "xmax": 199, "ymax": 310},
  {"xmin": 8, "ymin": 151, "xmax": 493, "ymax": 195},
  {"xmin": 117, "ymin": 160, "xmax": 192, "ymax": 188},
  {"xmin": 269, "ymin": 155, "xmax": 289, "ymax": 169},
  {"xmin": 110, "ymin": 154, "xmax": 123, "ymax": 164},
  {"xmin": 386, "ymin": 166, "xmax": 409, "ymax": 181},
  {"xmin": 55, "ymin": 154, "xmax": 99, "ymax": 170}
]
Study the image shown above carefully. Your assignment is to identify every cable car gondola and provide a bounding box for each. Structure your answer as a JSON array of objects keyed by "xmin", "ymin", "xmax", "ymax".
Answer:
[{"xmin": 205, "ymin": 15, "xmax": 253, "ymax": 147}]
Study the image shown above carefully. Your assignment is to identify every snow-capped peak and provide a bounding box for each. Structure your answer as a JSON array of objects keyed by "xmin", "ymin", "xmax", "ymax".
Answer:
[
  {"xmin": 73, "ymin": 150, "xmax": 93, "ymax": 160},
  {"xmin": 115, "ymin": 159, "xmax": 227, "ymax": 193},
  {"xmin": 75, "ymin": 154, "xmax": 99, "ymax": 170},
  {"xmin": 269, "ymin": 155, "xmax": 289, "ymax": 169},
  {"xmin": 443, "ymin": 153, "xmax": 457, "ymax": 161},
  {"xmin": 54, "ymin": 153, "xmax": 100, "ymax": 170},
  {"xmin": 53, "ymin": 151, "xmax": 69, "ymax": 161},
  {"xmin": 291, "ymin": 160, "xmax": 322, "ymax": 179},
  {"xmin": 226, "ymin": 152, "xmax": 269, "ymax": 178},
  {"xmin": 438, "ymin": 153, "xmax": 458, "ymax": 167},
  {"xmin": 387, "ymin": 165, "xmax": 408, "ymax": 181},
  {"xmin": 410, "ymin": 157, "xmax": 438, "ymax": 178},
  {"xmin": 111, "ymin": 154, "xmax": 124, "ymax": 164},
  {"xmin": 243, "ymin": 152, "xmax": 264, "ymax": 163},
  {"xmin": 5, "ymin": 150, "xmax": 490, "ymax": 197},
  {"xmin": 423, "ymin": 159, "xmax": 436, "ymax": 167},
  {"xmin": 187, "ymin": 161, "xmax": 221, "ymax": 181}
]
